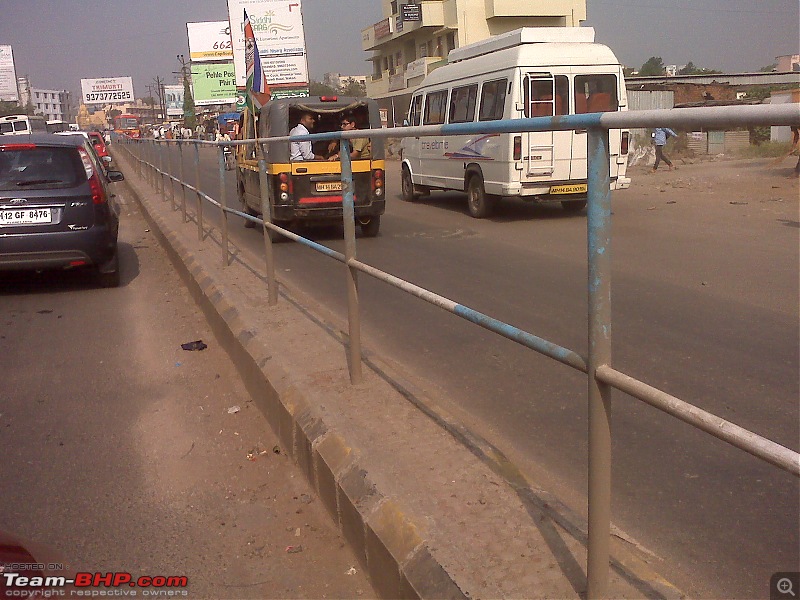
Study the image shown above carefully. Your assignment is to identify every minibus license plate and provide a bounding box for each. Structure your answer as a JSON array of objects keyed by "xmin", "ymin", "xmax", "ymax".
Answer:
[
  {"xmin": 316, "ymin": 181, "xmax": 342, "ymax": 192},
  {"xmin": 550, "ymin": 184, "xmax": 587, "ymax": 195},
  {"xmin": 0, "ymin": 207, "xmax": 51, "ymax": 225}
]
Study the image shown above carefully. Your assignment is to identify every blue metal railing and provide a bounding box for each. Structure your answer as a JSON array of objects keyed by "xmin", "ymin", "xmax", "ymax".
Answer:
[{"xmin": 117, "ymin": 102, "xmax": 800, "ymax": 599}]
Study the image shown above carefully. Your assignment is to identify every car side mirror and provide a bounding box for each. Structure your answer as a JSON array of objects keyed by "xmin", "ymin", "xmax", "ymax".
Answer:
[{"xmin": 107, "ymin": 170, "xmax": 124, "ymax": 182}]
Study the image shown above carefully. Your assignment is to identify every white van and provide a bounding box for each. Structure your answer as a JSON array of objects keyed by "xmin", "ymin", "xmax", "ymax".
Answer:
[
  {"xmin": 400, "ymin": 28, "xmax": 631, "ymax": 217},
  {"xmin": 0, "ymin": 114, "xmax": 48, "ymax": 136}
]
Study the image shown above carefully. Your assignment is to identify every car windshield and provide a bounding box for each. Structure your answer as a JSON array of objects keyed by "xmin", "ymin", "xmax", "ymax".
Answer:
[{"xmin": 0, "ymin": 147, "xmax": 84, "ymax": 191}]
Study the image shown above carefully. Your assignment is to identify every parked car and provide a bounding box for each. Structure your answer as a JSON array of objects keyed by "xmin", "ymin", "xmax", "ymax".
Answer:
[
  {"xmin": 0, "ymin": 134, "xmax": 124, "ymax": 287},
  {"xmin": 87, "ymin": 131, "xmax": 111, "ymax": 164}
]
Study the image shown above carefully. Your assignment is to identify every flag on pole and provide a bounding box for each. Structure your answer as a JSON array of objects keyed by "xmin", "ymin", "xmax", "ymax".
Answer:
[{"xmin": 243, "ymin": 8, "xmax": 271, "ymax": 111}]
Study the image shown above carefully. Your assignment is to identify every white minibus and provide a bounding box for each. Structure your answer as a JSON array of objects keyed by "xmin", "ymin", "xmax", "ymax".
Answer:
[
  {"xmin": 400, "ymin": 28, "xmax": 631, "ymax": 217},
  {"xmin": 0, "ymin": 114, "xmax": 48, "ymax": 135}
]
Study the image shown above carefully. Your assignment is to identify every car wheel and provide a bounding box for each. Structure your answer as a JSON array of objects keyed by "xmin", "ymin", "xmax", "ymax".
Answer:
[
  {"xmin": 466, "ymin": 173, "xmax": 494, "ymax": 218},
  {"xmin": 561, "ymin": 199, "xmax": 587, "ymax": 212},
  {"xmin": 359, "ymin": 215, "xmax": 381, "ymax": 238},
  {"xmin": 401, "ymin": 165, "xmax": 418, "ymax": 202},
  {"xmin": 97, "ymin": 249, "xmax": 120, "ymax": 288}
]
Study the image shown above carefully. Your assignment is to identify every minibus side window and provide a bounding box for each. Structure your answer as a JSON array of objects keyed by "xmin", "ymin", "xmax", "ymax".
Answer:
[
  {"xmin": 448, "ymin": 84, "xmax": 478, "ymax": 124},
  {"xmin": 423, "ymin": 90, "xmax": 448, "ymax": 125},
  {"xmin": 408, "ymin": 95, "xmax": 423, "ymax": 126},
  {"xmin": 523, "ymin": 76, "xmax": 569, "ymax": 117},
  {"xmin": 574, "ymin": 75, "xmax": 618, "ymax": 114},
  {"xmin": 478, "ymin": 79, "xmax": 507, "ymax": 121}
]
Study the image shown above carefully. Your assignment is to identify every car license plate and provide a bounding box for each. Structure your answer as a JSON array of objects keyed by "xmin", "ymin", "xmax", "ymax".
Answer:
[
  {"xmin": 0, "ymin": 207, "xmax": 51, "ymax": 225},
  {"xmin": 549, "ymin": 183, "xmax": 588, "ymax": 195},
  {"xmin": 316, "ymin": 181, "xmax": 342, "ymax": 192}
]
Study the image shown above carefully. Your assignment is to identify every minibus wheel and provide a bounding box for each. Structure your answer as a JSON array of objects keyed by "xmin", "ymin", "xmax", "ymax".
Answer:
[
  {"xmin": 466, "ymin": 173, "xmax": 495, "ymax": 218},
  {"xmin": 401, "ymin": 165, "xmax": 419, "ymax": 202}
]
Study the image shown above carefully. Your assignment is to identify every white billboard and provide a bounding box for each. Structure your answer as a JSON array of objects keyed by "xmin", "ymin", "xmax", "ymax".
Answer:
[
  {"xmin": 187, "ymin": 21, "xmax": 234, "ymax": 62},
  {"xmin": 80, "ymin": 77, "xmax": 135, "ymax": 104},
  {"xmin": 164, "ymin": 84, "xmax": 184, "ymax": 117},
  {"xmin": 0, "ymin": 45, "xmax": 19, "ymax": 102},
  {"xmin": 226, "ymin": 0, "xmax": 309, "ymax": 89}
]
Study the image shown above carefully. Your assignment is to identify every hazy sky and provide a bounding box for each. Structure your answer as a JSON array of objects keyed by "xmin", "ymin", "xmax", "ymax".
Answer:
[{"xmin": 1, "ymin": 0, "xmax": 797, "ymax": 99}]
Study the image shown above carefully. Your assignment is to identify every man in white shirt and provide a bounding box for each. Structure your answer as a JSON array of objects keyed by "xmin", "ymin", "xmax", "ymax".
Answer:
[{"xmin": 289, "ymin": 112, "xmax": 317, "ymax": 161}]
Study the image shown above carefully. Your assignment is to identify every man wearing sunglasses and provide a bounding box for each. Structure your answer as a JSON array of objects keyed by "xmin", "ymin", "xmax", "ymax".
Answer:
[{"xmin": 328, "ymin": 116, "xmax": 371, "ymax": 161}]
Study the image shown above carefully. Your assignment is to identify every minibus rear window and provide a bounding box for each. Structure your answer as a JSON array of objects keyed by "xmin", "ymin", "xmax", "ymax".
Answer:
[
  {"xmin": 523, "ymin": 76, "xmax": 569, "ymax": 117},
  {"xmin": 574, "ymin": 75, "xmax": 618, "ymax": 114}
]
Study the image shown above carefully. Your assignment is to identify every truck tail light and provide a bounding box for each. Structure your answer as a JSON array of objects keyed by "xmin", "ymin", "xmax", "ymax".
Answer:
[
  {"xmin": 513, "ymin": 136, "xmax": 522, "ymax": 161},
  {"xmin": 621, "ymin": 131, "xmax": 629, "ymax": 155}
]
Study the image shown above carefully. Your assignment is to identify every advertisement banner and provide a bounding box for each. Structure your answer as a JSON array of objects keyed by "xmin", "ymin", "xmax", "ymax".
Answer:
[
  {"xmin": 80, "ymin": 77, "xmax": 134, "ymax": 104},
  {"xmin": 164, "ymin": 85, "xmax": 184, "ymax": 117},
  {"xmin": 187, "ymin": 21, "xmax": 234, "ymax": 62},
  {"xmin": 191, "ymin": 62, "xmax": 237, "ymax": 106},
  {"xmin": 0, "ymin": 45, "xmax": 19, "ymax": 102},
  {"xmin": 226, "ymin": 0, "xmax": 309, "ymax": 89}
]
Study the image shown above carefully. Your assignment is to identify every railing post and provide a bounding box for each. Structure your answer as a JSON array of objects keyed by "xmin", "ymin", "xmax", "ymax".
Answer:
[
  {"xmin": 340, "ymin": 139, "xmax": 363, "ymax": 384},
  {"xmin": 257, "ymin": 141, "xmax": 279, "ymax": 306},
  {"xmin": 218, "ymin": 145, "xmax": 229, "ymax": 267},
  {"xmin": 194, "ymin": 142, "xmax": 204, "ymax": 240},
  {"xmin": 166, "ymin": 141, "xmax": 175, "ymax": 209},
  {"xmin": 586, "ymin": 126, "xmax": 613, "ymax": 600},
  {"xmin": 157, "ymin": 141, "xmax": 164, "ymax": 196},
  {"xmin": 178, "ymin": 141, "xmax": 187, "ymax": 222}
]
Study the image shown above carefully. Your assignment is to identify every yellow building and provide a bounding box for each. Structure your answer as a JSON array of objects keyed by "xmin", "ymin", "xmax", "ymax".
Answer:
[{"xmin": 361, "ymin": 0, "xmax": 587, "ymax": 123}]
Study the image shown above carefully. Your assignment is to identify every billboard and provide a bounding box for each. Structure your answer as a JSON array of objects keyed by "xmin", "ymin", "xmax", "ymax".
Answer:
[
  {"xmin": 187, "ymin": 21, "xmax": 234, "ymax": 62},
  {"xmin": 80, "ymin": 77, "xmax": 134, "ymax": 104},
  {"xmin": 226, "ymin": 0, "xmax": 309, "ymax": 89},
  {"xmin": 0, "ymin": 45, "xmax": 18, "ymax": 102},
  {"xmin": 164, "ymin": 84, "xmax": 184, "ymax": 117},
  {"xmin": 191, "ymin": 62, "xmax": 237, "ymax": 106}
]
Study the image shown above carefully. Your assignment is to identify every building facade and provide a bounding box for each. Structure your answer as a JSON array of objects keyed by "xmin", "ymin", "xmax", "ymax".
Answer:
[
  {"xmin": 16, "ymin": 76, "xmax": 75, "ymax": 122},
  {"xmin": 361, "ymin": 0, "xmax": 586, "ymax": 124},
  {"xmin": 322, "ymin": 72, "xmax": 368, "ymax": 90}
]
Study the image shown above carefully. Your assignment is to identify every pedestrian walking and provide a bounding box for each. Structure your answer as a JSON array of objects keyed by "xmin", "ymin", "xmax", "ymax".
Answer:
[{"xmin": 652, "ymin": 127, "xmax": 677, "ymax": 172}]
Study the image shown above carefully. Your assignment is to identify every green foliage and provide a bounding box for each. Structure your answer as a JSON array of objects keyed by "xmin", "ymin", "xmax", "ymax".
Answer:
[
  {"xmin": 182, "ymin": 78, "xmax": 196, "ymax": 129},
  {"xmin": 733, "ymin": 140, "xmax": 793, "ymax": 158},
  {"xmin": 759, "ymin": 63, "xmax": 778, "ymax": 72},
  {"xmin": 309, "ymin": 80, "xmax": 338, "ymax": 96},
  {"xmin": 678, "ymin": 61, "xmax": 722, "ymax": 75},
  {"xmin": 340, "ymin": 78, "xmax": 366, "ymax": 97},
  {"xmin": 639, "ymin": 56, "xmax": 664, "ymax": 76},
  {"xmin": 108, "ymin": 109, "xmax": 122, "ymax": 119},
  {"xmin": 0, "ymin": 100, "xmax": 24, "ymax": 117}
]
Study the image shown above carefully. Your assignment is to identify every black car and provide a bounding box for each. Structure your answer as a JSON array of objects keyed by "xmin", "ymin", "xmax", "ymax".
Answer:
[{"xmin": 0, "ymin": 134, "xmax": 124, "ymax": 287}]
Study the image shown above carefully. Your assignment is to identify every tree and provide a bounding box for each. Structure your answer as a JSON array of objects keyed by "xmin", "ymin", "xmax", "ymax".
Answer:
[
  {"xmin": 759, "ymin": 63, "xmax": 778, "ymax": 72},
  {"xmin": 182, "ymin": 77, "xmax": 196, "ymax": 129},
  {"xmin": 639, "ymin": 56, "xmax": 665, "ymax": 76},
  {"xmin": 0, "ymin": 100, "xmax": 23, "ymax": 117},
  {"xmin": 108, "ymin": 109, "xmax": 122, "ymax": 120},
  {"xmin": 309, "ymin": 80, "xmax": 338, "ymax": 96},
  {"xmin": 340, "ymin": 77, "xmax": 366, "ymax": 97},
  {"xmin": 678, "ymin": 61, "xmax": 722, "ymax": 75}
]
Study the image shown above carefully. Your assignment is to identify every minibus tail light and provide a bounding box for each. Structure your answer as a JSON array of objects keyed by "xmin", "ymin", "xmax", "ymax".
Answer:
[
  {"xmin": 513, "ymin": 136, "xmax": 522, "ymax": 161},
  {"xmin": 621, "ymin": 131, "xmax": 629, "ymax": 155}
]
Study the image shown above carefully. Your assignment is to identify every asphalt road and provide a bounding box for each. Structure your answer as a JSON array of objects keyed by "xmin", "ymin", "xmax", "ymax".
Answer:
[
  {"xmin": 135, "ymin": 143, "xmax": 799, "ymax": 599},
  {"xmin": 0, "ymin": 186, "xmax": 374, "ymax": 599}
]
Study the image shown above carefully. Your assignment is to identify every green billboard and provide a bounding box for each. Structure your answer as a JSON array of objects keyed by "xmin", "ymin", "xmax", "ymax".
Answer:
[{"xmin": 191, "ymin": 62, "xmax": 237, "ymax": 106}]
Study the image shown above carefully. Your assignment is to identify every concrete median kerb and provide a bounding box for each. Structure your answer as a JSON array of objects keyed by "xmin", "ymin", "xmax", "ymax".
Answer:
[{"xmin": 112, "ymin": 146, "xmax": 682, "ymax": 600}]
